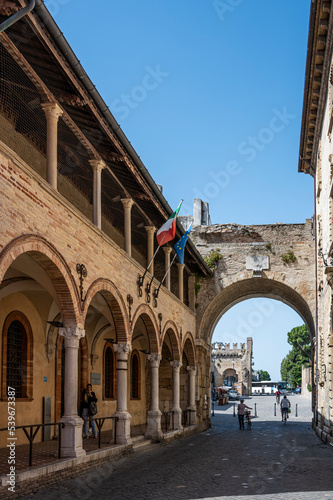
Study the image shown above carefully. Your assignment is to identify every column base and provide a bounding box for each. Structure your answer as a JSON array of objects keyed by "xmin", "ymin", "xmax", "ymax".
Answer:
[
  {"xmin": 171, "ymin": 408, "xmax": 183, "ymax": 430},
  {"xmin": 187, "ymin": 406, "xmax": 197, "ymax": 425},
  {"xmin": 113, "ymin": 411, "xmax": 132, "ymax": 445},
  {"xmin": 59, "ymin": 415, "xmax": 86, "ymax": 458},
  {"xmin": 145, "ymin": 410, "xmax": 163, "ymax": 440}
]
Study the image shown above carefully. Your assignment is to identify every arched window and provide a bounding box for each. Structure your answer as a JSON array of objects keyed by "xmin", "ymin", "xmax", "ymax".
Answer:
[
  {"xmin": 131, "ymin": 350, "xmax": 140, "ymax": 399},
  {"xmin": 103, "ymin": 343, "xmax": 116, "ymax": 399},
  {"xmin": 2, "ymin": 312, "xmax": 33, "ymax": 399}
]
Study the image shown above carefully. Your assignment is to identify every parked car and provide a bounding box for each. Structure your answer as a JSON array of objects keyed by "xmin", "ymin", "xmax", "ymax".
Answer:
[
  {"xmin": 294, "ymin": 387, "xmax": 301, "ymax": 394},
  {"xmin": 227, "ymin": 390, "xmax": 240, "ymax": 400}
]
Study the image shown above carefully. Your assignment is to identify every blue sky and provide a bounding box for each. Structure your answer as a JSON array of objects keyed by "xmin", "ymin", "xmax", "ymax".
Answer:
[{"xmin": 49, "ymin": 0, "xmax": 312, "ymax": 380}]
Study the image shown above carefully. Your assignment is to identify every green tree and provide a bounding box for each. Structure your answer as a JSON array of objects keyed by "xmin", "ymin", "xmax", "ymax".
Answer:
[
  {"xmin": 280, "ymin": 325, "xmax": 311, "ymax": 387},
  {"xmin": 258, "ymin": 369, "xmax": 271, "ymax": 381}
]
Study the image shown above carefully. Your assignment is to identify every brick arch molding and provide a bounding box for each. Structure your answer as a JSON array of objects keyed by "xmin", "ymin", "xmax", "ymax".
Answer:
[
  {"xmin": 161, "ymin": 320, "xmax": 181, "ymax": 361},
  {"xmin": 83, "ymin": 279, "xmax": 129, "ymax": 343},
  {"xmin": 0, "ymin": 234, "xmax": 81, "ymax": 327},
  {"xmin": 131, "ymin": 304, "xmax": 160, "ymax": 354}
]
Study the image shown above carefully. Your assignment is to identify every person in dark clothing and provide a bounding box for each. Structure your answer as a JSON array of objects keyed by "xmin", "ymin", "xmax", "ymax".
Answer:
[{"xmin": 80, "ymin": 383, "xmax": 98, "ymax": 438}]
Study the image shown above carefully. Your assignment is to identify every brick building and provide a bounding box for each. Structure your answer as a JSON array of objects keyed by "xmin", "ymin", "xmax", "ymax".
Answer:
[
  {"xmin": 299, "ymin": 0, "xmax": 333, "ymax": 443},
  {"xmin": 0, "ymin": 0, "xmax": 210, "ymax": 460}
]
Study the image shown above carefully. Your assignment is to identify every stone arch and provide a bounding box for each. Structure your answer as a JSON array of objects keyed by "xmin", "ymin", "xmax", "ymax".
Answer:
[
  {"xmin": 198, "ymin": 277, "xmax": 315, "ymax": 344},
  {"xmin": 82, "ymin": 279, "xmax": 129, "ymax": 343},
  {"xmin": 182, "ymin": 332, "xmax": 196, "ymax": 366},
  {"xmin": 0, "ymin": 234, "xmax": 81, "ymax": 327},
  {"xmin": 161, "ymin": 321, "xmax": 181, "ymax": 361},
  {"xmin": 131, "ymin": 304, "xmax": 159, "ymax": 353}
]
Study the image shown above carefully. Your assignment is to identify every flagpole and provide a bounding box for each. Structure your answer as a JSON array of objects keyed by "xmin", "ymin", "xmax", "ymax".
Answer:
[
  {"xmin": 154, "ymin": 253, "xmax": 177, "ymax": 297},
  {"xmin": 141, "ymin": 246, "xmax": 160, "ymax": 281}
]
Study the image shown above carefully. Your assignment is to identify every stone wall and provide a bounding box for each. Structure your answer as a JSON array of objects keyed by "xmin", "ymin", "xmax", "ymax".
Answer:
[{"xmin": 192, "ymin": 220, "xmax": 316, "ymax": 345}]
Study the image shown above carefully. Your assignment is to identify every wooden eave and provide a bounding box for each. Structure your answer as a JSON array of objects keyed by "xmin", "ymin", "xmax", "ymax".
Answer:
[{"xmin": 299, "ymin": 0, "xmax": 333, "ymax": 176}]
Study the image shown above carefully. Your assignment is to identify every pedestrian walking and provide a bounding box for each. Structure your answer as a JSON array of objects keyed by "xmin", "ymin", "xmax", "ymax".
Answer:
[{"xmin": 237, "ymin": 399, "xmax": 252, "ymax": 429}]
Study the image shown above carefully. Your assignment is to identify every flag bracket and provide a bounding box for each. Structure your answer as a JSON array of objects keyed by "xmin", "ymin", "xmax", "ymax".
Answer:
[
  {"xmin": 152, "ymin": 286, "xmax": 160, "ymax": 308},
  {"xmin": 137, "ymin": 274, "xmax": 145, "ymax": 297}
]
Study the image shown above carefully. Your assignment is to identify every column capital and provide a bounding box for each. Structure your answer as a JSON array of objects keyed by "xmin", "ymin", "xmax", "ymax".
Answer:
[
  {"xmin": 41, "ymin": 101, "xmax": 63, "ymax": 120},
  {"xmin": 89, "ymin": 159, "xmax": 106, "ymax": 172},
  {"xmin": 59, "ymin": 327, "xmax": 85, "ymax": 348},
  {"xmin": 121, "ymin": 198, "xmax": 134, "ymax": 210},
  {"xmin": 144, "ymin": 225, "xmax": 156, "ymax": 235},
  {"xmin": 177, "ymin": 263, "xmax": 185, "ymax": 270},
  {"xmin": 163, "ymin": 245, "xmax": 172, "ymax": 255},
  {"xmin": 170, "ymin": 360, "xmax": 182, "ymax": 370},
  {"xmin": 113, "ymin": 343, "xmax": 132, "ymax": 360},
  {"xmin": 148, "ymin": 353, "xmax": 162, "ymax": 367},
  {"xmin": 187, "ymin": 366, "xmax": 196, "ymax": 373}
]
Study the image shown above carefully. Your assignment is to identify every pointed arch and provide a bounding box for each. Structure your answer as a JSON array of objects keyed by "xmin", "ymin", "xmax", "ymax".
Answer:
[
  {"xmin": 182, "ymin": 332, "xmax": 196, "ymax": 366},
  {"xmin": 0, "ymin": 234, "xmax": 81, "ymax": 327},
  {"xmin": 161, "ymin": 320, "xmax": 181, "ymax": 361},
  {"xmin": 131, "ymin": 304, "xmax": 159, "ymax": 353},
  {"xmin": 83, "ymin": 279, "xmax": 129, "ymax": 343}
]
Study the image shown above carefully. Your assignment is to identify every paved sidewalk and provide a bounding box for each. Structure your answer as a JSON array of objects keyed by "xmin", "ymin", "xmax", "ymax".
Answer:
[{"xmin": 21, "ymin": 395, "xmax": 333, "ymax": 499}]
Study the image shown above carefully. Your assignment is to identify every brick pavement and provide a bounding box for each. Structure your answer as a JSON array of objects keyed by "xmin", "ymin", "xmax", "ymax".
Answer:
[{"xmin": 19, "ymin": 395, "xmax": 333, "ymax": 499}]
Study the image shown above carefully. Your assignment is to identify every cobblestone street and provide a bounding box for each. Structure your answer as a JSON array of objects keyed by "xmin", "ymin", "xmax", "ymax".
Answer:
[{"xmin": 22, "ymin": 395, "xmax": 333, "ymax": 500}]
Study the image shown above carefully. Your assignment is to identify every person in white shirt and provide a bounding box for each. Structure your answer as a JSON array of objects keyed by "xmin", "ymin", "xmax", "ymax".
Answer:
[{"xmin": 280, "ymin": 395, "xmax": 291, "ymax": 421}]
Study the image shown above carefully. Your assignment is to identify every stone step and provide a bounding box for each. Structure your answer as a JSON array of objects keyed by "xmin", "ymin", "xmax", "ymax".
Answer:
[{"xmin": 131, "ymin": 436, "xmax": 154, "ymax": 451}]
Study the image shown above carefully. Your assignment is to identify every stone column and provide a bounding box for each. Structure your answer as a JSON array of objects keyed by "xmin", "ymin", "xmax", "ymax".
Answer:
[
  {"xmin": 163, "ymin": 246, "xmax": 172, "ymax": 291},
  {"xmin": 41, "ymin": 102, "xmax": 63, "ymax": 190},
  {"xmin": 113, "ymin": 343, "xmax": 132, "ymax": 445},
  {"xmin": 145, "ymin": 354, "xmax": 163, "ymax": 440},
  {"xmin": 170, "ymin": 361, "xmax": 183, "ymax": 430},
  {"xmin": 145, "ymin": 226, "xmax": 156, "ymax": 275},
  {"xmin": 90, "ymin": 159, "xmax": 105, "ymax": 229},
  {"xmin": 187, "ymin": 366, "xmax": 197, "ymax": 425},
  {"xmin": 59, "ymin": 327, "xmax": 86, "ymax": 458},
  {"xmin": 177, "ymin": 263, "xmax": 185, "ymax": 302},
  {"xmin": 121, "ymin": 198, "xmax": 134, "ymax": 256}
]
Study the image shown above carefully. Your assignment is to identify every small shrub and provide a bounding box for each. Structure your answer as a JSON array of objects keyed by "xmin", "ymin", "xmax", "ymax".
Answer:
[
  {"xmin": 281, "ymin": 250, "xmax": 296, "ymax": 264},
  {"xmin": 204, "ymin": 250, "xmax": 222, "ymax": 269},
  {"xmin": 307, "ymin": 384, "xmax": 312, "ymax": 392}
]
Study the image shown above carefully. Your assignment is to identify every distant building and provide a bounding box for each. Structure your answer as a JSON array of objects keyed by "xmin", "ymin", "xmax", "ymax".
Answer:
[{"xmin": 211, "ymin": 338, "xmax": 253, "ymax": 396}]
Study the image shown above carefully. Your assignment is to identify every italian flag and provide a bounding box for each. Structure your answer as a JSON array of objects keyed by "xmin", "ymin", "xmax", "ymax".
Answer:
[{"xmin": 156, "ymin": 200, "xmax": 183, "ymax": 247}]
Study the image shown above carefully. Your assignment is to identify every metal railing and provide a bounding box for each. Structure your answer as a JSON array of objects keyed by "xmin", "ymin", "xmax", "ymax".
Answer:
[
  {"xmin": 93, "ymin": 416, "xmax": 118, "ymax": 448},
  {"xmin": 0, "ymin": 416, "xmax": 119, "ymax": 467},
  {"xmin": 182, "ymin": 409, "xmax": 195, "ymax": 427},
  {"xmin": 161, "ymin": 411, "xmax": 174, "ymax": 432},
  {"xmin": 0, "ymin": 421, "xmax": 64, "ymax": 467}
]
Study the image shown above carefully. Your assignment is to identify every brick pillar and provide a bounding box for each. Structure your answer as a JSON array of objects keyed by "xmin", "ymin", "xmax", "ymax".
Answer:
[
  {"xmin": 170, "ymin": 361, "xmax": 183, "ymax": 430},
  {"xmin": 113, "ymin": 343, "xmax": 132, "ymax": 445},
  {"xmin": 90, "ymin": 159, "xmax": 105, "ymax": 229},
  {"xmin": 59, "ymin": 327, "xmax": 86, "ymax": 458},
  {"xmin": 163, "ymin": 246, "xmax": 172, "ymax": 291},
  {"xmin": 145, "ymin": 354, "xmax": 163, "ymax": 440},
  {"xmin": 145, "ymin": 226, "xmax": 156, "ymax": 275},
  {"xmin": 121, "ymin": 198, "xmax": 134, "ymax": 256},
  {"xmin": 177, "ymin": 263, "xmax": 184, "ymax": 302},
  {"xmin": 187, "ymin": 366, "xmax": 197, "ymax": 425},
  {"xmin": 41, "ymin": 102, "xmax": 63, "ymax": 190}
]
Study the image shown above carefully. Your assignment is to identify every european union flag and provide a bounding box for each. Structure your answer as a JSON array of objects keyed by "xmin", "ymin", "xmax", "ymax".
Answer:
[{"xmin": 174, "ymin": 224, "xmax": 192, "ymax": 265}]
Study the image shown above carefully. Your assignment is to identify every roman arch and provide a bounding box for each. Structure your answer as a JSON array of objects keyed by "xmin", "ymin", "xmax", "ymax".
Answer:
[
  {"xmin": 194, "ymin": 219, "xmax": 315, "ymax": 342},
  {"xmin": 192, "ymin": 219, "xmax": 315, "ymax": 417}
]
